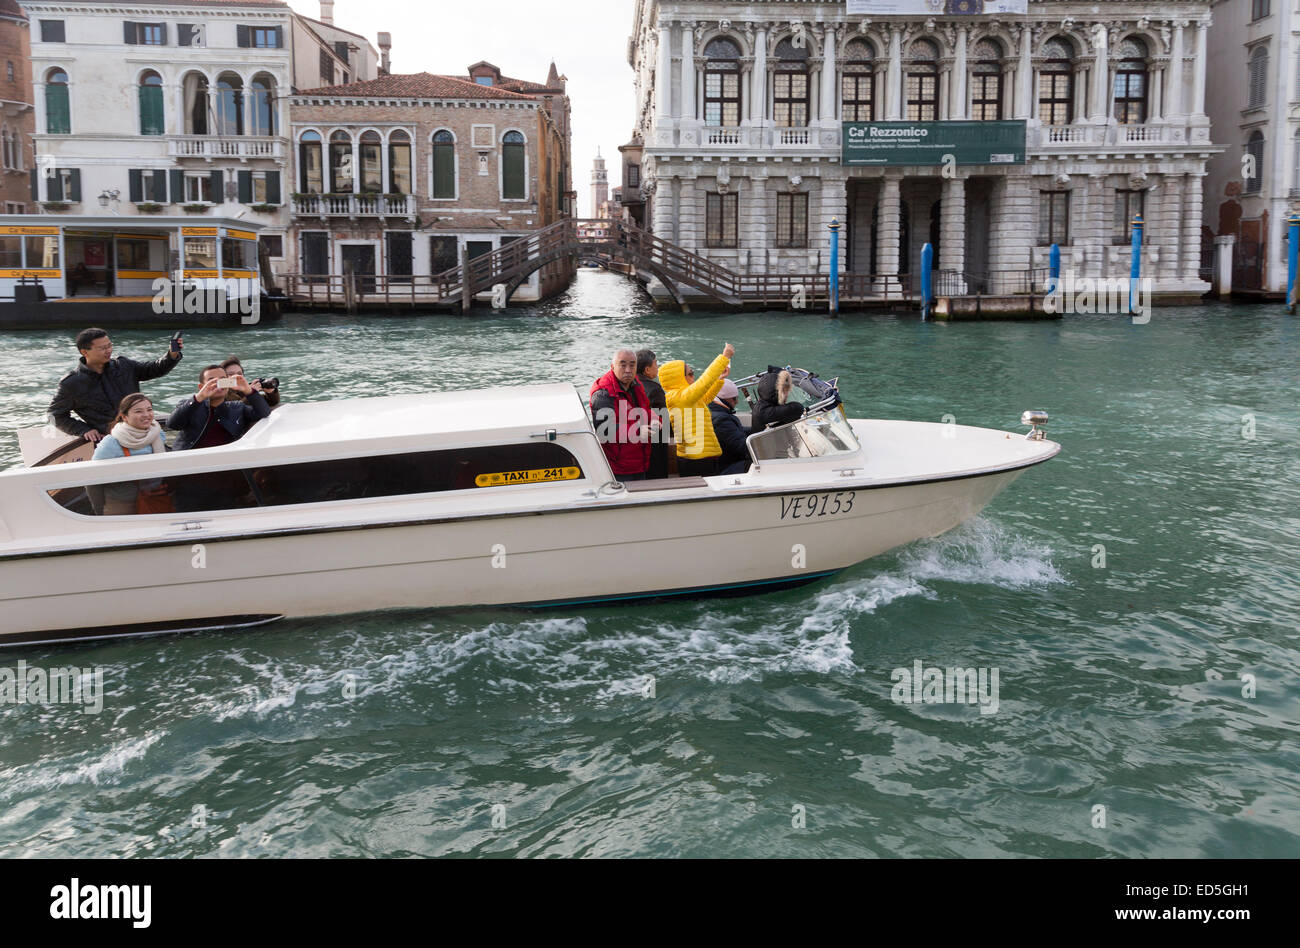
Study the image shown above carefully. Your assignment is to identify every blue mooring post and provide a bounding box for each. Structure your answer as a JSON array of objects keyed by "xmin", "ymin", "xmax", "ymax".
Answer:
[
  {"xmin": 1048, "ymin": 243, "xmax": 1061, "ymax": 299},
  {"xmin": 1129, "ymin": 214, "xmax": 1143, "ymax": 315},
  {"xmin": 920, "ymin": 242, "xmax": 933, "ymax": 320},
  {"xmin": 828, "ymin": 218, "xmax": 841, "ymax": 317},
  {"xmin": 1287, "ymin": 213, "xmax": 1299, "ymax": 314}
]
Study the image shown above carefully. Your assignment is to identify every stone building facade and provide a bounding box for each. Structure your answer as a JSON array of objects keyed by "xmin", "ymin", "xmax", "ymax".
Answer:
[
  {"xmin": 287, "ymin": 63, "xmax": 574, "ymax": 300},
  {"xmin": 630, "ymin": 0, "xmax": 1219, "ymax": 301},
  {"xmin": 1202, "ymin": 0, "xmax": 1298, "ymax": 295},
  {"xmin": 0, "ymin": 0, "xmax": 33, "ymax": 214}
]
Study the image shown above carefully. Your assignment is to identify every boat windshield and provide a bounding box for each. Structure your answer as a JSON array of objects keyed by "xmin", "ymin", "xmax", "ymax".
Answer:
[{"xmin": 748, "ymin": 407, "xmax": 861, "ymax": 461}]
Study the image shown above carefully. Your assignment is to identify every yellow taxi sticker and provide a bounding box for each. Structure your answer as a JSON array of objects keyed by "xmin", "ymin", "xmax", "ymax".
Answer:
[{"xmin": 475, "ymin": 466, "xmax": 581, "ymax": 487}]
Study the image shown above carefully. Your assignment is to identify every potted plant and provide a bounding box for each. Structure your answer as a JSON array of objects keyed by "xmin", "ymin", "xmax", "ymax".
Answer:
[
  {"xmin": 135, "ymin": 202, "xmax": 164, "ymax": 214},
  {"xmin": 41, "ymin": 201, "xmax": 71, "ymax": 212},
  {"xmin": 182, "ymin": 203, "xmax": 208, "ymax": 213},
  {"xmin": 249, "ymin": 203, "xmax": 277, "ymax": 213}
]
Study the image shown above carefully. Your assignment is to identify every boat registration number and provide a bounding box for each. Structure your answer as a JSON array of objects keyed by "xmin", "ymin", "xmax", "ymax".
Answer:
[
  {"xmin": 779, "ymin": 491, "xmax": 856, "ymax": 520},
  {"xmin": 476, "ymin": 466, "xmax": 581, "ymax": 487}
]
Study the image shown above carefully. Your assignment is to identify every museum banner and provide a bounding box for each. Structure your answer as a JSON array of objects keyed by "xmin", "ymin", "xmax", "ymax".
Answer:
[
  {"xmin": 845, "ymin": 1, "xmax": 1028, "ymax": 14},
  {"xmin": 841, "ymin": 121, "xmax": 1027, "ymax": 166}
]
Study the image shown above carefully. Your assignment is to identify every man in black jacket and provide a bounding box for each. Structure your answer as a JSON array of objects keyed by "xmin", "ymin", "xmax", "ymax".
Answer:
[
  {"xmin": 47, "ymin": 328, "xmax": 183, "ymax": 442},
  {"xmin": 168, "ymin": 365, "xmax": 270, "ymax": 451},
  {"xmin": 709, "ymin": 380, "xmax": 751, "ymax": 476},
  {"xmin": 637, "ymin": 348, "xmax": 671, "ymax": 479}
]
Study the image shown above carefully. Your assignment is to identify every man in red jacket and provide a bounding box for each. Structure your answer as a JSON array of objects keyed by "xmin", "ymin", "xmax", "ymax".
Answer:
[{"xmin": 590, "ymin": 348, "xmax": 652, "ymax": 481}]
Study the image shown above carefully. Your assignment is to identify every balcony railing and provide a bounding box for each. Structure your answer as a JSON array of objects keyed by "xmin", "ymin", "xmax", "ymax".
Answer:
[
  {"xmin": 705, "ymin": 127, "xmax": 742, "ymax": 145},
  {"xmin": 1037, "ymin": 122, "xmax": 1192, "ymax": 148},
  {"xmin": 775, "ymin": 127, "xmax": 811, "ymax": 145},
  {"xmin": 169, "ymin": 136, "xmax": 286, "ymax": 159},
  {"xmin": 292, "ymin": 193, "xmax": 416, "ymax": 217}
]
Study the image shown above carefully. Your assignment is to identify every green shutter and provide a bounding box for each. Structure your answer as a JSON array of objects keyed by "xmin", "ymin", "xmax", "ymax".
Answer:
[
  {"xmin": 45, "ymin": 84, "xmax": 70, "ymax": 134},
  {"xmin": 503, "ymin": 143, "xmax": 524, "ymax": 199},
  {"xmin": 208, "ymin": 169, "xmax": 223, "ymax": 202},
  {"xmin": 274, "ymin": 26, "xmax": 284, "ymax": 49},
  {"xmin": 151, "ymin": 170, "xmax": 167, "ymax": 202},
  {"xmin": 266, "ymin": 171, "xmax": 281, "ymax": 205},
  {"xmin": 139, "ymin": 83, "xmax": 163, "ymax": 135},
  {"xmin": 47, "ymin": 170, "xmax": 62, "ymax": 202},
  {"xmin": 129, "ymin": 169, "xmax": 143, "ymax": 203},
  {"xmin": 238, "ymin": 170, "xmax": 252, "ymax": 204},
  {"xmin": 123, "ymin": 21, "xmax": 136, "ymax": 44},
  {"xmin": 434, "ymin": 145, "xmax": 454, "ymax": 198},
  {"xmin": 236, "ymin": 25, "xmax": 249, "ymax": 48},
  {"xmin": 170, "ymin": 169, "xmax": 184, "ymax": 203},
  {"xmin": 68, "ymin": 169, "xmax": 81, "ymax": 203},
  {"xmin": 29, "ymin": 168, "xmax": 38, "ymax": 202}
]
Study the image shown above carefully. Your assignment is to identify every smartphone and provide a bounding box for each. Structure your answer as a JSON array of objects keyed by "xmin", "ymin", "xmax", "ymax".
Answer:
[
  {"xmin": 170, "ymin": 331, "xmax": 183, "ymax": 354},
  {"xmin": 215, "ymin": 378, "xmax": 234, "ymax": 390}
]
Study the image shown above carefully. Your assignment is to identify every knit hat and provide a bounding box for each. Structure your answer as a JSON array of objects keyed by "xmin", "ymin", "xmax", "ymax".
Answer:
[{"xmin": 717, "ymin": 380, "xmax": 739, "ymax": 401}]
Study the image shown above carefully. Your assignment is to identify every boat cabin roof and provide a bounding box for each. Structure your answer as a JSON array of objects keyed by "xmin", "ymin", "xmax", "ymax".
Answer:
[
  {"xmin": 0, "ymin": 214, "xmax": 265, "ymax": 233},
  {"xmin": 236, "ymin": 383, "xmax": 592, "ymax": 452}
]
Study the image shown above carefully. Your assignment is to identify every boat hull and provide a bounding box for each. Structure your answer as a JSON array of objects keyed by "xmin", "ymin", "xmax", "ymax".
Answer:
[{"xmin": 0, "ymin": 466, "xmax": 1025, "ymax": 646}]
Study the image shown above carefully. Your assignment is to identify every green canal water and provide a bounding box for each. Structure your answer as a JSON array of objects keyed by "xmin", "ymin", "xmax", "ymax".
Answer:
[{"xmin": 0, "ymin": 270, "xmax": 1297, "ymax": 857}]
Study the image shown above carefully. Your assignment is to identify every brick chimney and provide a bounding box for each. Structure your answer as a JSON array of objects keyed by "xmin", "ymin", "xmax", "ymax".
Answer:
[
  {"xmin": 377, "ymin": 32, "xmax": 391, "ymax": 75},
  {"xmin": 320, "ymin": 0, "xmax": 334, "ymax": 25}
]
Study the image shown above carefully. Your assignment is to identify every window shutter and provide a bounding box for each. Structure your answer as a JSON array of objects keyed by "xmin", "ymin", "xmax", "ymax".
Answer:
[
  {"xmin": 266, "ymin": 171, "xmax": 281, "ymax": 204},
  {"xmin": 47, "ymin": 170, "xmax": 62, "ymax": 202},
  {"xmin": 158, "ymin": 23, "xmax": 167, "ymax": 46},
  {"xmin": 238, "ymin": 170, "xmax": 252, "ymax": 204},
  {"xmin": 237, "ymin": 25, "xmax": 250, "ymax": 48},
  {"xmin": 124, "ymin": 22, "xmax": 135, "ymax": 45},
  {"xmin": 503, "ymin": 144, "xmax": 524, "ymax": 199},
  {"xmin": 178, "ymin": 23, "xmax": 193, "ymax": 46},
  {"xmin": 68, "ymin": 169, "xmax": 80, "ymax": 203},
  {"xmin": 45, "ymin": 84, "xmax": 70, "ymax": 134},
  {"xmin": 139, "ymin": 84, "xmax": 164, "ymax": 135},
  {"xmin": 29, "ymin": 167, "xmax": 38, "ymax": 201},
  {"xmin": 274, "ymin": 26, "xmax": 284, "ymax": 49},
  {"xmin": 170, "ymin": 169, "xmax": 184, "ymax": 203},
  {"xmin": 129, "ymin": 168, "xmax": 143, "ymax": 203},
  {"xmin": 209, "ymin": 169, "xmax": 223, "ymax": 201}
]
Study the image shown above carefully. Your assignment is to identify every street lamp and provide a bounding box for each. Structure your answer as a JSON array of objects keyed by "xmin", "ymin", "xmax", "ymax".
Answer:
[{"xmin": 97, "ymin": 189, "xmax": 121, "ymax": 215}]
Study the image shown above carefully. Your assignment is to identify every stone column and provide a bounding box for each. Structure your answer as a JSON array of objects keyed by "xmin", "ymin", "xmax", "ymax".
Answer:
[
  {"xmin": 656, "ymin": 24, "xmax": 673, "ymax": 120},
  {"xmin": 1016, "ymin": 25, "xmax": 1033, "ymax": 120},
  {"xmin": 752, "ymin": 27, "xmax": 768, "ymax": 124},
  {"xmin": 940, "ymin": 176, "xmax": 966, "ymax": 290},
  {"xmin": 1165, "ymin": 21, "xmax": 1185, "ymax": 119},
  {"xmin": 1160, "ymin": 174, "xmax": 1184, "ymax": 283},
  {"xmin": 877, "ymin": 175, "xmax": 901, "ymax": 275},
  {"xmin": 820, "ymin": 27, "xmax": 837, "ymax": 124},
  {"xmin": 1192, "ymin": 21, "xmax": 1207, "ymax": 117},
  {"xmin": 887, "ymin": 28, "xmax": 902, "ymax": 120},
  {"xmin": 1214, "ymin": 234, "xmax": 1235, "ymax": 297},
  {"xmin": 951, "ymin": 27, "xmax": 968, "ymax": 120},
  {"xmin": 651, "ymin": 176, "xmax": 672, "ymax": 235},
  {"xmin": 1149, "ymin": 63, "xmax": 1163, "ymax": 120},
  {"xmin": 990, "ymin": 175, "xmax": 1034, "ymax": 272},
  {"xmin": 1182, "ymin": 172, "xmax": 1204, "ymax": 283},
  {"xmin": 1083, "ymin": 174, "xmax": 1105, "ymax": 277},
  {"xmin": 1090, "ymin": 24, "xmax": 1108, "ymax": 122},
  {"xmin": 681, "ymin": 24, "xmax": 695, "ymax": 122}
]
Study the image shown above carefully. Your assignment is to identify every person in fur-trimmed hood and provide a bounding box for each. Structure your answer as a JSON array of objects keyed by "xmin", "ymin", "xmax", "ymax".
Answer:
[{"xmin": 750, "ymin": 366, "xmax": 805, "ymax": 434}]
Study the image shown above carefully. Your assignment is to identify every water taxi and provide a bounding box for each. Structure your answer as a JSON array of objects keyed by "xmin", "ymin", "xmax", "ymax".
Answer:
[
  {"xmin": 0, "ymin": 214, "xmax": 268, "ymax": 329},
  {"xmin": 0, "ymin": 372, "xmax": 1059, "ymax": 646}
]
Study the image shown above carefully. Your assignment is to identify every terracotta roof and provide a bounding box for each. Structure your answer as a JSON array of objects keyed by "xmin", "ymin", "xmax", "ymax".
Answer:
[
  {"xmin": 63, "ymin": 0, "xmax": 287, "ymax": 6},
  {"xmin": 296, "ymin": 72, "xmax": 536, "ymax": 100},
  {"xmin": 0, "ymin": 0, "xmax": 26, "ymax": 20}
]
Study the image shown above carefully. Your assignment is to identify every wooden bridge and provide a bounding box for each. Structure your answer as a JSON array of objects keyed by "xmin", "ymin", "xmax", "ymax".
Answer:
[{"xmin": 280, "ymin": 218, "xmax": 916, "ymax": 313}]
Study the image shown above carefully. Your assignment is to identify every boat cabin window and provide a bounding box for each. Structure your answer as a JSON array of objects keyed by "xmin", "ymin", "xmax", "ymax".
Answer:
[
  {"xmin": 749, "ymin": 409, "xmax": 861, "ymax": 461},
  {"xmin": 47, "ymin": 443, "xmax": 585, "ymax": 516}
]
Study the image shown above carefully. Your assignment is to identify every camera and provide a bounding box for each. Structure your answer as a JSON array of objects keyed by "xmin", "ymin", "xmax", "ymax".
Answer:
[{"xmin": 256, "ymin": 377, "xmax": 279, "ymax": 390}]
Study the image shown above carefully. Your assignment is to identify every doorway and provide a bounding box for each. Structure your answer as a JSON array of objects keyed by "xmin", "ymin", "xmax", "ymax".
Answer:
[{"xmin": 341, "ymin": 244, "xmax": 376, "ymax": 293}]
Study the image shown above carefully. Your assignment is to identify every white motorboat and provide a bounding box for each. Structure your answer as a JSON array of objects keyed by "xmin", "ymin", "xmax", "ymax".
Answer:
[{"xmin": 0, "ymin": 370, "xmax": 1059, "ymax": 647}]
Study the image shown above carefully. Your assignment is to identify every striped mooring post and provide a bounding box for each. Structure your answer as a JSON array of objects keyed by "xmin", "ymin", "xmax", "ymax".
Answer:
[{"xmin": 1129, "ymin": 214, "xmax": 1144, "ymax": 315}]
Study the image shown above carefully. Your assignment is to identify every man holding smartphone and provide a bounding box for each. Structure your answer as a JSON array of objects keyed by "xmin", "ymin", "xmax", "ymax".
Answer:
[
  {"xmin": 47, "ymin": 327, "xmax": 184, "ymax": 442},
  {"xmin": 167, "ymin": 364, "xmax": 270, "ymax": 451}
]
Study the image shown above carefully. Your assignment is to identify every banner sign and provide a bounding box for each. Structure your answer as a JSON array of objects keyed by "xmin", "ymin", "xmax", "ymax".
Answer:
[
  {"xmin": 846, "ymin": 0, "xmax": 1028, "ymax": 14},
  {"xmin": 842, "ymin": 121, "xmax": 1026, "ymax": 166}
]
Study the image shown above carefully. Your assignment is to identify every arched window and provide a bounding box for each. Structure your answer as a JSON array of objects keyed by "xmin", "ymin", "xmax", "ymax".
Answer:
[
  {"xmin": 1039, "ymin": 38, "xmax": 1075, "ymax": 125},
  {"xmin": 329, "ymin": 130, "xmax": 352, "ymax": 193},
  {"xmin": 842, "ymin": 39, "xmax": 875, "ymax": 122},
  {"xmin": 704, "ymin": 37, "xmax": 741, "ymax": 127},
  {"xmin": 970, "ymin": 39, "xmax": 1003, "ymax": 120},
  {"xmin": 431, "ymin": 129, "xmax": 455, "ymax": 198},
  {"xmin": 905, "ymin": 40, "xmax": 939, "ymax": 121},
  {"xmin": 1247, "ymin": 47, "xmax": 1268, "ymax": 110},
  {"xmin": 2, "ymin": 127, "xmax": 11, "ymax": 170},
  {"xmin": 250, "ymin": 74, "xmax": 276, "ymax": 136},
  {"xmin": 215, "ymin": 72, "xmax": 243, "ymax": 136},
  {"xmin": 388, "ymin": 130, "xmax": 411, "ymax": 195},
  {"xmin": 1113, "ymin": 38, "xmax": 1148, "ymax": 125},
  {"xmin": 1244, "ymin": 131, "xmax": 1264, "ymax": 194},
  {"xmin": 774, "ymin": 37, "xmax": 810, "ymax": 127},
  {"xmin": 359, "ymin": 130, "xmax": 382, "ymax": 192},
  {"xmin": 502, "ymin": 130, "xmax": 525, "ymax": 199},
  {"xmin": 45, "ymin": 68, "xmax": 70, "ymax": 134},
  {"xmin": 182, "ymin": 72, "xmax": 209, "ymax": 134},
  {"xmin": 298, "ymin": 130, "xmax": 322, "ymax": 193},
  {"xmin": 138, "ymin": 70, "xmax": 164, "ymax": 135}
]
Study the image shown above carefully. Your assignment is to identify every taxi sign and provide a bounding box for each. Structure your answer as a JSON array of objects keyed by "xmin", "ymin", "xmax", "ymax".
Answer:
[{"xmin": 475, "ymin": 466, "xmax": 581, "ymax": 487}]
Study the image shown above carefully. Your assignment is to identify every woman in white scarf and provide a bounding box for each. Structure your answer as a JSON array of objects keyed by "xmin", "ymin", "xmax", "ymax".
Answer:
[{"xmin": 91, "ymin": 394, "xmax": 167, "ymax": 515}]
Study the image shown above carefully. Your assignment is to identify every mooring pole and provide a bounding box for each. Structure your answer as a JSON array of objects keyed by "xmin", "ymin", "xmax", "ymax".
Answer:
[
  {"xmin": 828, "ymin": 218, "xmax": 841, "ymax": 317},
  {"xmin": 1129, "ymin": 213, "xmax": 1143, "ymax": 316},
  {"xmin": 1048, "ymin": 242, "xmax": 1061, "ymax": 299},
  {"xmin": 920, "ymin": 242, "xmax": 933, "ymax": 320},
  {"xmin": 1287, "ymin": 213, "xmax": 1298, "ymax": 314}
]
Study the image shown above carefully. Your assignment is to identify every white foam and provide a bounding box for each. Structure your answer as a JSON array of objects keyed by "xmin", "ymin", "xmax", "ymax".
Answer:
[
  {"xmin": 0, "ymin": 733, "xmax": 161, "ymax": 799},
  {"xmin": 896, "ymin": 518, "xmax": 1065, "ymax": 589}
]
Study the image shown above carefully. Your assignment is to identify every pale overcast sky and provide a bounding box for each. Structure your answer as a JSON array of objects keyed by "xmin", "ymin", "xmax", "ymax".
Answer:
[{"xmin": 290, "ymin": 0, "xmax": 638, "ymax": 217}]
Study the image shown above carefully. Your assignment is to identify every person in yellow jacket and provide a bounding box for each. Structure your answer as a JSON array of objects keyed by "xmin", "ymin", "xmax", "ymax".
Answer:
[{"xmin": 658, "ymin": 342, "xmax": 734, "ymax": 476}]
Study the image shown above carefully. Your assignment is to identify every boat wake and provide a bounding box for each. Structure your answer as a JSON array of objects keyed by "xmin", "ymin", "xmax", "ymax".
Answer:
[
  {"xmin": 0, "ymin": 733, "xmax": 162, "ymax": 800},
  {"xmin": 892, "ymin": 517, "xmax": 1066, "ymax": 589}
]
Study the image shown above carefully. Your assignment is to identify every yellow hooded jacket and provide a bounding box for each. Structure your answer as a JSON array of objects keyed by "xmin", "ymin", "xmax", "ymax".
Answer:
[{"xmin": 659, "ymin": 354, "xmax": 729, "ymax": 459}]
